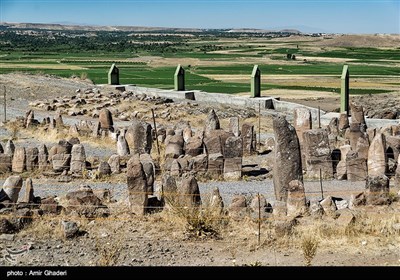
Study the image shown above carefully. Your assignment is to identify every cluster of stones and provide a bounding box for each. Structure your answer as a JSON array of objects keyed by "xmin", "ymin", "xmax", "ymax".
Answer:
[
  {"xmin": 273, "ymin": 102, "xmax": 399, "ymax": 208},
  {"xmin": 0, "ymin": 176, "xmax": 109, "ymax": 237},
  {"xmin": 160, "ymin": 109, "xmax": 256, "ymax": 181},
  {"xmin": 29, "ymin": 88, "xmax": 174, "ymax": 121}
]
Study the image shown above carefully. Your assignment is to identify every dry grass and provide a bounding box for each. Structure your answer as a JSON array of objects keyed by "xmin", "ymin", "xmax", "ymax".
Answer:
[
  {"xmin": 301, "ymin": 234, "xmax": 319, "ymax": 266},
  {"xmin": 20, "ymin": 215, "xmax": 64, "ymax": 240}
]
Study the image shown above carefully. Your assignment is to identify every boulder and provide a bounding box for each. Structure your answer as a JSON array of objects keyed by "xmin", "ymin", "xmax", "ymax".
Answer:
[
  {"xmin": 127, "ymin": 156, "xmax": 148, "ymax": 215},
  {"xmin": 12, "ymin": 147, "xmax": 26, "ymax": 173},
  {"xmin": 1, "ymin": 175, "xmax": 23, "ymax": 202}
]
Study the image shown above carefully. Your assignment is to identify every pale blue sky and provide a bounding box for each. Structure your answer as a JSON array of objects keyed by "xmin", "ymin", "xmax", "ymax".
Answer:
[{"xmin": 0, "ymin": 0, "xmax": 399, "ymax": 34}]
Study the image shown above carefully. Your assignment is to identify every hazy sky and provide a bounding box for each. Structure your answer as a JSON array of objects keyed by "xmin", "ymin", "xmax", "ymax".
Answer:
[{"xmin": 0, "ymin": 0, "xmax": 399, "ymax": 34}]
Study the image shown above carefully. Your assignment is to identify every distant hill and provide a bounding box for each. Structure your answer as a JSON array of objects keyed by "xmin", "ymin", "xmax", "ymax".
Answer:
[{"xmin": 0, "ymin": 22, "xmax": 301, "ymax": 34}]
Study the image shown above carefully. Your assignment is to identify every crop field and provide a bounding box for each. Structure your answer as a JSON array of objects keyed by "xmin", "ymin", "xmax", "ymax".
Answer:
[{"xmin": 0, "ymin": 30, "xmax": 399, "ymax": 96}]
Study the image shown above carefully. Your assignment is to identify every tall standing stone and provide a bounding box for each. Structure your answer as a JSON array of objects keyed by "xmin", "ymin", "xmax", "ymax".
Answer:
[
  {"xmin": 0, "ymin": 154, "xmax": 12, "ymax": 173},
  {"xmin": 286, "ymin": 180, "xmax": 307, "ymax": 217},
  {"xmin": 338, "ymin": 112, "xmax": 350, "ymax": 132},
  {"xmin": 108, "ymin": 63, "xmax": 119, "ymax": 85},
  {"xmin": 70, "ymin": 144, "xmax": 86, "ymax": 174},
  {"xmin": 12, "ymin": 147, "xmax": 26, "ymax": 173},
  {"xmin": 350, "ymin": 102, "xmax": 366, "ymax": 126},
  {"xmin": 127, "ymin": 156, "xmax": 148, "ymax": 215},
  {"xmin": 223, "ymin": 136, "xmax": 243, "ymax": 180},
  {"xmin": 293, "ymin": 107, "xmax": 312, "ymax": 144},
  {"xmin": 242, "ymin": 123, "xmax": 255, "ymax": 156},
  {"xmin": 108, "ymin": 154, "xmax": 120, "ymax": 174},
  {"xmin": 367, "ymin": 133, "xmax": 387, "ymax": 177},
  {"xmin": 38, "ymin": 144, "xmax": 48, "ymax": 171},
  {"xmin": 125, "ymin": 120, "xmax": 153, "ymax": 155},
  {"xmin": 340, "ymin": 65, "xmax": 349, "ymax": 115},
  {"xmin": 25, "ymin": 147, "xmax": 38, "ymax": 172},
  {"xmin": 251, "ymin": 65, "xmax": 261, "ymax": 98},
  {"xmin": 303, "ymin": 129, "xmax": 333, "ymax": 179},
  {"xmin": 4, "ymin": 140, "xmax": 15, "ymax": 156},
  {"xmin": 140, "ymin": 153, "xmax": 155, "ymax": 195},
  {"xmin": 174, "ymin": 64, "xmax": 185, "ymax": 91},
  {"xmin": 346, "ymin": 151, "xmax": 367, "ymax": 181},
  {"xmin": 209, "ymin": 187, "xmax": 224, "ymax": 214},
  {"xmin": 23, "ymin": 178, "xmax": 34, "ymax": 203},
  {"xmin": 99, "ymin": 108, "xmax": 113, "ymax": 131},
  {"xmin": 273, "ymin": 116, "xmax": 303, "ymax": 201},
  {"xmin": 366, "ymin": 175, "xmax": 390, "ymax": 205}
]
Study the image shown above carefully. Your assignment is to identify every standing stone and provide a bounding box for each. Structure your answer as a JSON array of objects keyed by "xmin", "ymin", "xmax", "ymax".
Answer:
[
  {"xmin": 320, "ymin": 196, "xmax": 337, "ymax": 217},
  {"xmin": 224, "ymin": 136, "xmax": 243, "ymax": 180},
  {"xmin": 165, "ymin": 134, "xmax": 184, "ymax": 159},
  {"xmin": 92, "ymin": 121, "xmax": 100, "ymax": 138},
  {"xmin": 23, "ymin": 178, "xmax": 34, "ymax": 203},
  {"xmin": 4, "ymin": 140, "xmax": 15, "ymax": 156},
  {"xmin": 273, "ymin": 116, "xmax": 303, "ymax": 201},
  {"xmin": 367, "ymin": 133, "xmax": 387, "ymax": 177},
  {"xmin": 209, "ymin": 187, "xmax": 224, "ymax": 214},
  {"xmin": 70, "ymin": 144, "xmax": 86, "ymax": 174},
  {"xmin": 190, "ymin": 154, "xmax": 208, "ymax": 176},
  {"xmin": 69, "ymin": 124, "xmax": 80, "ymax": 137},
  {"xmin": 12, "ymin": 147, "xmax": 26, "ymax": 173},
  {"xmin": 204, "ymin": 109, "xmax": 220, "ymax": 135},
  {"xmin": 125, "ymin": 120, "xmax": 153, "ymax": 154},
  {"xmin": 348, "ymin": 123, "xmax": 364, "ymax": 151},
  {"xmin": 328, "ymin": 117, "xmax": 339, "ymax": 138},
  {"xmin": 242, "ymin": 123, "xmax": 255, "ymax": 156},
  {"xmin": 303, "ymin": 129, "xmax": 333, "ymax": 179},
  {"xmin": 229, "ymin": 117, "xmax": 240, "ymax": 137},
  {"xmin": 350, "ymin": 102, "xmax": 366, "ymax": 126},
  {"xmin": 55, "ymin": 113, "xmax": 64, "ymax": 128},
  {"xmin": 52, "ymin": 154, "xmax": 71, "ymax": 172},
  {"xmin": 174, "ymin": 64, "xmax": 185, "ymax": 91},
  {"xmin": 178, "ymin": 176, "xmax": 201, "ymax": 207},
  {"xmin": 356, "ymin": 134, "xmax": 369, "ymax": 160},
  {"xmin": 0, "ymin": 143, "xmax": 3, "ymax": 154},
  {"xmin": 204, "ymin": 135, "xmax": 223, "ymax": 155},
  {"xmin": 38, "ymin": 144, "xmax": 48, "ymax": 171},
  {"xmin": 336, "ymin": 160, "xmax": 347, "ymax": 180},
  {"xmin": 161, "ymin": 174, "xmax": 177, "ymax": 205},
  {"xmin": 25, "ymin": 147, "xmax": 38, "ymax": 172},
  {"xmin": 140, "ymin": 154, "xmax": 155, "ymax": 194},
  {"xmin": 2, "ymin": 175, "xmax": 23, "ymax": 203},
  {"xmin": 117, "ymin": 135, "xmax": 130, "ymax": 156},
  {"xmin": 108, "ymin": 63, "xmax": 119, "ymax": 85},
  {"xmin": 99, "ymin": 108, "xmax": 113, "ymax": 130},
  {"xmin": 366, "ymin": 175, "xmax": 390, "ymax": 205},
  {"xmin": 250, "ymin": 65, "xmax": 261, "ymax": 98},
  {"xmin": 127, "ymin": 156, "xmax": 148, "ymax": 215},
  {"xmin": 56, "ymin": 139, "xmax": 72, "ymax": 154},
  {"xmin": 366, "ymin": 128, "xmax": 376, "ymax": 144},
  {"xmin": 346, "ymin": 151, "xmax": 367, "ymax": 181},
  {"xmin": 0, "ymin": 154, "xmax": 12, "ymax": 173},
  {"xmin": 394, "ymin": 154, "xmax": 400, "ymax": 188},
  {"xmin": 286, "ymin": 180, "xmax": 307, "ymax": 217},
  {"xmin": 340, "ymin": 65, "xmax": 349, "ymax": 115},
  {"xmin": 170, "ymin": 159, "xmax": 182, "ymax": 177},
  {"xmin": 105, "ymin": 154, "xmax": 119, "ymax": 174},
  {"xmin": 338, "ymin": 112, "xmax": 350, "ymax": 132},
  {"xmin": 228, "ymin": 195, "xmax": 247, "ymax": 219},
  {"xmin": 293, "ymin": 107, "xmax": 312, "ymax": 144},
  {"xmin": 183, "ymin": 126, "xmax": 192, "ymax": 143}
]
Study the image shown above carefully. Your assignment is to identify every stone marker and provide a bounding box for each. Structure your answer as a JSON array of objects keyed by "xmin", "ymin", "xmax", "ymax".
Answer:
[
  {"xmin": 12, "ymin": 147, "xmax": 26, "ymax": 173},
  {"xmin": 127, "ymin": 156, "xmax": 148, "ymax": 215},
  {"xmin": 99, "ymin": 108, "xmax": 113, "ymax": 131},
  {"xmin": 272, "ymin": 116, "xmax": 303, "ymax": 201},
  {"xmin": 23, "ymin": 178, "xmax": 34, "ymax": 203},
  {"xmin": 340, "ymin": 65, "xmax": 349, "ymax": 115},
  {"xmin": 228, "ymin": 195, "xmax": 247, "ymax": 219},
  {"xmin": 210, "ymin": 187, "xmax": 224, "ymax": 214},
  {"xmin": 125, "ymin": 120, "xmax": 153, "ymax": 154},
  {"xmin": 204, "ymin": 109, "xmax": 220, "ymax": 135},
  {"xmin": 108, "ymin": 63, "xmax": 119, "ymax": 85},
  {"xmin": 367, "ymin": 132, "xmax": 387, "ymax": 177},
  {"xmin": 117, "ymin": 135, "xmax": 130, "ymax": 156},
  {"xmin": 207, "ymin": 153, "xmax": 224, "ymax": 178},
  {"xmin": 223, "ymin": 136, "xmax": 243, "ymax": 180},
  {"xmin": 293, "ymin": 107, "xmax": 312, "ymax": 144},
  {"xmin": 0, "ymin": 154, "xmax": 12, "ymax": 173},
  {"xmin": 98, "ymin": 161, "xmax": 111, "ymax": 176},
  {"xmin": 320, "ymin": 196, "xmax": 337, "ymax": 217},
  {"xmin": 140, "ymin": 153, "xmax": 155, "ymax": 194},
  {"xmin": 250, "ymin": 65, "xmax": 261, "ymax": 98},
  {"xmin": 38, "ymin": 144, "xmax": 48, "ymax": 171},
  {"xmin": 229, "ymin": 117, "xmax": 240, "ymax": 137},
  {"xmin": 346, "ymin": 151, "xmax": 367, "ymax": 181},
  {"xmin": 178, "ymin": 175, "xmax": 201, "ymax": 207},
  {"xmin": 70, "ymin": 144, "xmax": 86, "ymax": 174},
  {"xmin": 165, "ymin": 134, "xmax": 184, "ymax": 158},
  {"xmin": 350, "ymin": 102, "xmax": 366, "ymax": 126},
  {"xmin": 303, "ymin": 129, "xmax": 333, "ymax": 179},
  {"xmin": 338, "ymin": 112, "xmax": 350, "ymax": 132},
  {"xmin": 242, "ymin": 123, "xmax": 255, "ymax": 156},
  {"xmin": 25, "ymin": 147, "xmax": 38, "ymax": 172},
  {"xmin": 4, "ymin": 140, "xmax": 15, "ymax": 156},
  {"xmin": 52, "ymin": 153, "xmax": 71, "ymax": 172},
  {"xmin": 174, "ymin": 64, "xmax": 185, "ymax": 91}
]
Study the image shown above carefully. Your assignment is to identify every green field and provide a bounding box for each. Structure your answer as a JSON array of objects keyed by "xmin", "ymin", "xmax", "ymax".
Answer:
[{"xmin": 1, "ymin": 29, "xmax": 399, "ymax": 95}]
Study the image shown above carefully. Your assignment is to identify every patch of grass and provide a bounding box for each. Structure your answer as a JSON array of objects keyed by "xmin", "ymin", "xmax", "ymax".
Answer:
[{"xmin": 301, "ymin": 234, "xmax": 319, "ymax": 267}]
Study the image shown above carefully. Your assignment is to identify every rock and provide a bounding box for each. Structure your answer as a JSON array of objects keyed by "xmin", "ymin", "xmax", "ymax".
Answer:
[
  {"xmin": 61, "ymin": 221, "xmax": 79, "ymax": 239},
  {"xmin": 207, "ymin": 153, "xmax": 224, "ymax": 179},
  {"xmin": 223, "ymin": 158, "xmax": 242, "ymax": 180},
  {"xmin": 1, "ymin": 175, "xmax": 23, "ymax": 203},
  {"xmin": 334, "ymin": 199, "xmax": 348, "ymax": 210},
  {"xmin": 272, "ymin": 116, "xmax": 303, "ymax": 201},
  {"xmin": 22, "ymin": 178, "xmax": 34, "ymax": 203},
  {"xmin": 365, "ymin": 175, "xmax": 390, "ymax": 205},
  {"xmin": 249, "ymin": 194, "xmax": 270, "ymax": 219},
  {"xmin": 4, "ymin": 140, "xmax": 15, "ymax": 156},
  {"xmin": 271, "ymin": 200, "xmax": 287, "ymax": 217},
  {"xmin": 293, "ymin": 107, "xmax": 312, "ymax": 144},
  {"xmin": 125, "ymin": 120, "xmax": 152, "ymax": 155},
  {"xmin": 336, "ymin": 209, "xmax": 355, "ymax": 227},
  {"xmin": 204, "ymin": 135, "xmax": 223, "ymax": 155},
  {"xmin": 264, "ymin": 137, "xmax": 275, "ymax": 151},
  {"xmin": 127, "ymin": 156, "xmax": 148, "ymax": 215},
  {"xmin": 274, "ymin": 218, "xmax": 298, "ymax": 237},
  {"xmin": 242, "ymin": 123, "xmax": 256, "ymax": 156},
  {"xmin": 349, "ymin": 192, "xmax": 366, "ymax": 209},
  {"xmin": 184, "ymin": 137, "xmax": 203, "ymax": 157},
  {"xmin": 346, "ymin": 152, "xmax": 367, "ymax": 181},
  {"xmin": 40, "ymin": 196, "xmax": 61, "ymax": 214},
  {"xmin": 190, "ymin": 154, "xmax": 208, "ymax": 176},
  {"xmin": 320, "ymin": 196, "xmax": 337, "ymax": 217},
  {"xmin": 38, "ymin": 144, "xmax": 49, "ymax": 171},
  {"xmin": 228, "ymin": 195, "xmax": 247, "ymax": 219},
  {"xmin": 209, "ymin": 187, "xmax": 224, "ymax": 214},
  {"xmin": 0, "ymin": 219, "xmax": 15, "ymax": 234},
  {"xmin": 348, "ymin": 123, "xmax": 364, "ymax": 151},
  {"xmin": 170, "ymin": 159, "xmax": 182, "ymax": 177},
  {"xmin": 309, "ymin": 199, "xmax": 324, "ymax": 218},
  {"xmin": 350, "ymin": 102, "xmax": 366, "ymax": 125},
  {"xmin": 336, "ymin": 160, "xmax": 347, "ymax": 180},
  {"xmin": 178, "ymin": 176, "xmax": 201, "ymax": 207},
  {"xmin": 140, "ymin": 154, "xmax": 155, "ymax": 194},
  {"xmin": 9, "ymin": 208, "xmax": 32, "ymax": 230},
  {"xmin": 93, "ymin": 189, "xmax": 112, "ymax": 203},
  {"xmin": 52, "ymin": 153, "xmax": 71, "ymax": 172},
  {"xmin": 56, "ymin": 139, "xmax": 72, "ymax": 154},
  {"xmin": 0, "ymin": 154, "xmax": 12, "ymax": 173},
  {"xmin": 356, "ymin": 134, "xmax": 369, "ymax": 160},
  {"xmin": 183, "ymin": 126, "xmax": 192, "ymax": 143},
  {"xmin": 108, "ymin": 154, "xmax": 120, "ymax": 174},
  {"xmin": 165, "ymin": 135, "xmax": 184, "ymax": 158},
  {"xmin": 161, "ymin": 174, "xmax": 177, "ymax": 206},
  {"xmin": 98, "ymin": 161, "xmax": 111, "ymax": 176},
  {"xmin": 286, "ymin": 180, "xmax": 307, "ymax": 217}
]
